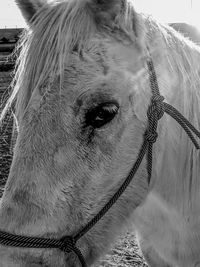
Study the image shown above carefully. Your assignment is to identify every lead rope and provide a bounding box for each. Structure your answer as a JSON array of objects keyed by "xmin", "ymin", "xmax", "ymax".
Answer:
[{"xmin": 0, "ymin": 59, "xmax": 199, "ymax": 267}]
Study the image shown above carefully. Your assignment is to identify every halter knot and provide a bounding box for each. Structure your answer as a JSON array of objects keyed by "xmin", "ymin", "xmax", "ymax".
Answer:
[
  {"xmin": 150, "ymin": 95, "xmax": 165, "ymax": 120},
  {"xmin": 59, "ymin": 236, "xmax": 76, "ymax": 253},
  {"xmin": 145, "ymin": 131, "xmax": 158, "ymax": 143}
]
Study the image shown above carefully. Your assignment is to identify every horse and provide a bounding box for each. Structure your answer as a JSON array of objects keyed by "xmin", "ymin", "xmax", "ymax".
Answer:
[{"xmin": 0, "ymin": 0, "xmax": 200, "ymax": 266}]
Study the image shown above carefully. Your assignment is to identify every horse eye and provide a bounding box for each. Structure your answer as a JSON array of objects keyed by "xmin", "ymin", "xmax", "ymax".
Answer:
[{"xmin": 85, "ymin": 102, "xmax": 119, "ymax": 128}]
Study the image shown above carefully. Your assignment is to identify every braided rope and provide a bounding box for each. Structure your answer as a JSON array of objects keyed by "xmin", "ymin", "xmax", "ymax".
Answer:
[
  {"xmin": 164, "ymin": 103, "xmax": 200, "ymax": 149},
  {"xmin": 0, "ymin": 59, "xmax": 199, "ymax": 267},
  {"xmin": 0, "ymin": 231, "xmax": 86, "ymax": 266}
]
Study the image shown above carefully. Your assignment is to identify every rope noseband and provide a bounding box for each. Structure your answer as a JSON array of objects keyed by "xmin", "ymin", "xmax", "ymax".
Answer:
[{"xmin": 0, "ymin": 59, "xmax": 199, "ymax": 267}]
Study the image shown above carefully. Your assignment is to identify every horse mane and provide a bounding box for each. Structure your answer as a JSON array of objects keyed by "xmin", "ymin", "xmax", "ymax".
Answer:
[{"xmin": 144, "ymin": 18, "xmax": 200, "ymax": 207}]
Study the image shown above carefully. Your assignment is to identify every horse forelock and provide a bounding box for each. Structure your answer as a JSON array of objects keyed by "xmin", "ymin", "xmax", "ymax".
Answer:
[
  {"xmin": 0, "ymin": 0, "xmax": 141, "ymax": 125},
  {"xmin": 11, "ymin": 0, "xmax": 96, "ymax": 121}
]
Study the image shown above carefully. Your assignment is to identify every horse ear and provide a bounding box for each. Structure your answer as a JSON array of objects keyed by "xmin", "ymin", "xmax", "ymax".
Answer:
[{"xmin": 15, "ymin": 0, "xmax": 47, "ymax": 24}]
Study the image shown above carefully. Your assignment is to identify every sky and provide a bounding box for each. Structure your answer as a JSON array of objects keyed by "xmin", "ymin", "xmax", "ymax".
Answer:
[{"xmin": 0, "ymin": 0, "xmax": 199, "ymax": 29}]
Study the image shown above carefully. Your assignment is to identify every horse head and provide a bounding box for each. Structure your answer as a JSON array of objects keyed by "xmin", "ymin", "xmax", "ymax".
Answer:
[{"xmin": 0, "ymin": 0, "xmax": 152, "ymax": 266}]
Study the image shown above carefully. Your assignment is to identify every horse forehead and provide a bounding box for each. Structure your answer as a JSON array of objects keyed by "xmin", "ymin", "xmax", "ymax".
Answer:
[
  {"xmin": 63, "ymin": 43, "xmax": 143, "ymax": 98},
  {"xmin": 66, "ymin": 37, "xmax": 143, "ymax": 74},
  {"xmin": 62, "ymin": 68, "xmax": 134, "ymax": 106}
]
